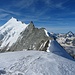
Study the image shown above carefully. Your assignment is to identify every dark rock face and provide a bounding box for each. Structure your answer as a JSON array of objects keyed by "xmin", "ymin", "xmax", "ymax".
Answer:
[
  {"xmin": 8, "ymin": 23, "xmax": 52, "ymax": 52},
  {"xmin": 72, "ymin": 39, "xmax": 75, "ymax": 46}
]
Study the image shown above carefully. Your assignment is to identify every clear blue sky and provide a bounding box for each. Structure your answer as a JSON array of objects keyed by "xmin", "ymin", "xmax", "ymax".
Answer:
[{"xmin": 0, "ymin": 0, "xmax": 75, "ymax": 33}]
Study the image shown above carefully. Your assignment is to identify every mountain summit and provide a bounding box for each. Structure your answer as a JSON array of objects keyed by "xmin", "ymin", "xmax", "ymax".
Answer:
[{"xmin": 0, "ymin": 17, "xmax": 28, "ymax": 50}]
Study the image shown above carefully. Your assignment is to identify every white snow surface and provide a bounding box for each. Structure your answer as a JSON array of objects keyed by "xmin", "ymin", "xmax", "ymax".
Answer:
[
  {"xmin": 0, "ymin": 51, "xmax": 75, "ymax": 75},
  {"xmin": 44, "ymin": 29, "xmax": 49, "ymax": 37},
  {"xmin": 0, "ymin": 17, "xmax": 28, "ymax": 49},
  {"xmin": 47, "ymin": 40, "xmax": 73, "ymax": 60}
]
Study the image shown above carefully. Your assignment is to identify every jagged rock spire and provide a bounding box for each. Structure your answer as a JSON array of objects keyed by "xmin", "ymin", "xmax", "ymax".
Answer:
[{"xmin": 30, "ymin": 21, "xmax": 33, "ymax": 24}]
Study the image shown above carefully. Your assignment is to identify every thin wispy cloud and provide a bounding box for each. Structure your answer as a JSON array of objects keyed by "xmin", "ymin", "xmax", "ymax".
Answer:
[
  {"xmin": 3, "ymin": 0, "xmax": 69, "ymax": 19},
  {"xmin": 0, "ymin": 8, "xmax": 20, "ymax": 16},
  {"xmin": 0, "ymin": 13, "xmax": 9, "ymax": 18},
  {"xmin": 44, "ymin": 0, "xmax": 69, "ymax": 9},
  {"xmin": 13, "ymin": 0, "xmax": 35, "ymax": 9},
  {"xmin": 0, "ymin": 8, "xmax": 21, "ymax": 21},
  {"xmin": 11, "ymin": 0, "xmax": 66, "ymax": 11},
  {"xmin": 0, "ymin": 0, "xmax": 75, "ymax": 33}
]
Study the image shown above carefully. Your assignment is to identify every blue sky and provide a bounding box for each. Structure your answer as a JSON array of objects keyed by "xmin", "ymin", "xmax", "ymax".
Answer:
[{"xmin": 0, "ymin": 0, "xmax": 75, "ymax": 33}]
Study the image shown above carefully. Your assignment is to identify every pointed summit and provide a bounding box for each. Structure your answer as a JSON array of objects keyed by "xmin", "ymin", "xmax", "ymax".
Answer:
[
  {"xmin": 66, "ymin": 31, "xmax": 74, "ymax": 37},
  {"xmin": 11, "ymin": 17, "xmax": 15, "ymax": 19},
  {"xmin": 27, "ymin": 21, "xmax": 35, "ymax": 30},
  {"xmin": 28, "ymin": 21, "xmax": 35, "ymax": 29},
  {"xmin": 9, "ymin": 17, "xmax": 17, "ymax": 21},
  {"xmin": 30, "ymin": 21, "xmax": 34, "ymax": 26},
  {"xmin": 4, "ymin": 17, "xmax": 18, "ymax": 26},
  {"xmin": 3, "ymin": 17, "xmax": 27, "ymax": 27},
  {"xmin": 0, "ymin": 17, "xmax": 28, "ymax": 49},
  {"xmin": 30, "ymin": 21, "xmax": 33, "ymax": 24}
]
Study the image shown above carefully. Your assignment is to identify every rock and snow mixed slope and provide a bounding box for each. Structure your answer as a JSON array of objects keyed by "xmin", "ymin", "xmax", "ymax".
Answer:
[
  {"xmin": 9, "ymin": 24, "xmax": 51, "ymax": 51},
  {"xmin": 0, "ymin": 51, "xmax": 75, "ymax": 75},
  {"xmin": 0, "ymin": 17, "xmax": 51, "ymax": 52},
  {"xmin": 0, "ymin": 17, "xmax": 28, "ymax": 50}
]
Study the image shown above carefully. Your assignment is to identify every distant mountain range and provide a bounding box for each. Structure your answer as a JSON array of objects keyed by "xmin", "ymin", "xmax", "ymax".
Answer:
[{"xmin": 56, "ymin": 31, "xmax": 75, "ymax": 58}]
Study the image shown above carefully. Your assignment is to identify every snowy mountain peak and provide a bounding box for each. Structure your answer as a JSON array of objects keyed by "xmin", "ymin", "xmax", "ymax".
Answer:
[
  {"xmin": 9, "ymin": 17, "xmax": 17, "ymax": 21},
  {"xmin": 68, "ymin": 31, "xmax": 74, "ymax": 35},
  {"xmin": 4, "ymin": 17, "xmax": 27, "ymax": 27},
  {"xmin": 0, "ymin": 17, "xmax": 28, "ymax": 49},
  {"xmin": 4, "ymin": 17, "xmax": 17, "ymax": 26},
  {"xmin": 66, "ymin": 31, "xmax": 74, "ymax": 37}
]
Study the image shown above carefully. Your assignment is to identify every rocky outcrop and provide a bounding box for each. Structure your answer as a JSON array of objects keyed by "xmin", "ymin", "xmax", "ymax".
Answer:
[{"xmin": 8, "ymin": 22, "xmax": 52, "ymax": 52}]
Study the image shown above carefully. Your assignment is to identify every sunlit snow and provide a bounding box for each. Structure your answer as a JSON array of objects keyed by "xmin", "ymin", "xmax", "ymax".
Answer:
[
  {"xmin": 0, "ymin": 17, "xmax": 28, "ymax": 49},
  {"xmin": 0, "ymin": 51, "xmax": 75, "ymax": 75}
]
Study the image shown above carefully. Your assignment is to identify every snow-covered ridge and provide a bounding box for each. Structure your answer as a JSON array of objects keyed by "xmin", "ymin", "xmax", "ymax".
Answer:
[
  {"xmin": 47, "ymin": 40, "xmax": 73, "ymax": 60},
  {"xmin": 44, "ymin": 29, "xmax": 49, "ymax": 37},
  {"xmin": 0, "ymin": 51, "xmax": 75, "ymax": 75},
  {"xmin": 0, "ymin": 17, "xmax": 28, "ymax": 49}
]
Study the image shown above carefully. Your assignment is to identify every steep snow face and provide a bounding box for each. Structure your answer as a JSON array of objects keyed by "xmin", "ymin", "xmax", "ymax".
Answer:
[
  {"xmin": 0, "ymin": 51, "xmax": 75, "ymax": 75},
  {"xmin": 0, "ymin": 17, "xmax": 28, "ymax": 49},
  {"xmin": 47, "ymin": 40, "xmax": 73, "ymax": 60}
]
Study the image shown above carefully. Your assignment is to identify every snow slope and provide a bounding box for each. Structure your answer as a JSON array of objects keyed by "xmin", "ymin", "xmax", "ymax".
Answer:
[
  {"xmin": 0, "ymin": 17, "xmax": 28, "ymax": 49},
  {"xmin": 0, "ymin": 51, "xmax": 75, "ymax": 75},
  {"xmin": 47, "ymin": 40, "xmax": 73, "ymax": 60}
]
